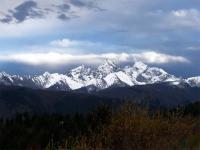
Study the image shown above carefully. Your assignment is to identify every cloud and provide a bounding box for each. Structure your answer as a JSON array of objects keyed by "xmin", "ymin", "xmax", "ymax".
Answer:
[
  {"xmin": 0, "ymin": 0, "xmax": 102, "ymax": 24},
  {"xmin": 69, "ymin": 0, "xmax": 102, "ymax": 10},
  {"xmin": 0, "ymin": 51, "xmax": 189, "ymax": 66},
  {"xmin": 186, "ymin": 46, "xmax": 200, "ymax": 51},
  {"xmin": 56, "ymin": 4, "xmax": 71, "ymax": 12},
  {"xmin": 69, "ymin": 0, "xmax": 88, "ymax": 7},
  {"xmin": 172, "ymin": 10, "xmax": 187, "ymax": 17},
  {"xmin": 49, "ymin": 38, "xmax": 123, "ymax": 53},
  {"xmin": 161, "ymin": 9, "xmax": 200, "ymax": 30},
  {"xmin": 0, "ymin": 1, "xmax": 44, "ymax": 23},
  {"xmin": 0, "ymin": 14, "xmax": 13, "ymax": 23},
  {"xmin": 133, "ymin": 52, "xmax": 189, "ymax": 64},
  {"xmin": 0, "ymin": 0, "xmax": 198, "ymax": 67},
  {"xmin": 57, "ymin": 14, "xmax": 70, "ymax": 20},
  {"xmin": 0, "ymin": 18, "xmax": 62, "ymax": 37},
  {"xmin": 50, "ymin": 38, "xmax": 101, "ymax": 48}
]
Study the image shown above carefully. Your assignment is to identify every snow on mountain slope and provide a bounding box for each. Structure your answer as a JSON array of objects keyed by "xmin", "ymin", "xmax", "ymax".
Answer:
[
  {"xmin": 186, "ymin": 77, "xmax": 200, "ymax": 87},
  {"xmin": 33, "ymin": 72, "xmax": 83, "ymax": 90},
  {"xmin": 0, "ymin": 60, "xmax": 199, "ymax": 91},
  {"xmin": 103, "ymin": 73, "xmax": 129, "ymax": 87},
  {"xmin": 133, "ymin": 61, "xmax": 148, "ymax": 73},
  {"xmin": 48, "ymin": 80, "xmax": 71, "ymax": 91},
  {"xmin": 124, "ymin": 61, "xmax": 179, "ymax": 85},
  {"xmin": 96, "ymin": 60, "xmax": 118, "ymax": 78},
  {"xmin": 115, "ymin": 71, "xmax": 134, "ymax": 86},
  {"xmin": 68, "ymin": 65, "xmax": 106, "ymax": 89},
  {"xmin": 139, "ymin": 67, "xmax": 179, "ymax": 84},
  {"xmin": 124, "ymin": 62, "xmax": 148, "ymax": 85},
  {"xmin": 69, "ymin": 65, "xmax": 94, "ymax": 83},
  {"xmin": 0, "ymin": 72, "xmax": 14, "ymax": 85}
]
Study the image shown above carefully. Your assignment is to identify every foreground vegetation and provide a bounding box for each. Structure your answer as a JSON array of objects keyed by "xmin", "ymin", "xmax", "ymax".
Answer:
[{"xmin": 0, "ymin": 102, "xmax": 199, "ymax": 150}]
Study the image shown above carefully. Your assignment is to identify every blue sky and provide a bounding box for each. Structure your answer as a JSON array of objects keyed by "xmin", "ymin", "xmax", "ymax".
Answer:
[{"xmin": 0, "ymin": 0, "xmax": 200, "ymax": 77}]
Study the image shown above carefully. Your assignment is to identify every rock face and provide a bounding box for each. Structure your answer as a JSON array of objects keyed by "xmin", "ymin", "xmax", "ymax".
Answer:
[{"xmin": 0, "ymin": 60, "xmax": 198, "ymax": 91}]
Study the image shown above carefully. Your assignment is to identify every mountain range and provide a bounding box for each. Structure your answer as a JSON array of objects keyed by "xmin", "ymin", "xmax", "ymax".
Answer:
[
  {"xmin": 0, "ymin": 60, "xmax": 200, "ymax": 116},
  {"xmin": 0, "ymin": 60, "xmax": 199, "ymax": 92}
]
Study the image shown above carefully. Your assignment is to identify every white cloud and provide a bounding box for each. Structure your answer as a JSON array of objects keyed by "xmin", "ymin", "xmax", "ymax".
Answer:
[
  {"xmin": 50, "ymin": 39, "xmax": 104, "ymax": 49},
  {"xmin": 133, "ymin": 51, "xmax": 189, "ymax": 63},
  {"xmin": 0, "ymin": 51, "xmax": 189, "ymax": 66},
  {"xmin": 172, "ymin": 10, "xmax": 187, "ymax": 17},
  {"xmin": 162, "ymin": 9, "xmax": 200, "ymax": 29}
]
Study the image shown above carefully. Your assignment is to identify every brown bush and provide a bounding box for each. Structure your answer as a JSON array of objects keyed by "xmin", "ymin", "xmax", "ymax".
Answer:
[{"xmin": 72, "ymin": 103, "xmax": 200, "ymax": 150}]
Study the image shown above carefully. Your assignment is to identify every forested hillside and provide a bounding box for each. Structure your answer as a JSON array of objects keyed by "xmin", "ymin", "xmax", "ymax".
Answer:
[{"xmin": 0, "ymin": 102, "xmax": 199, "ymax": 150}]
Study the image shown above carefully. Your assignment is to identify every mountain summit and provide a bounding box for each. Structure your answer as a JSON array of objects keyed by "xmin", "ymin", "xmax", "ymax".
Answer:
[{"xmin": 0, "ymin": 60, "xmax": 199, "ymax": 91}]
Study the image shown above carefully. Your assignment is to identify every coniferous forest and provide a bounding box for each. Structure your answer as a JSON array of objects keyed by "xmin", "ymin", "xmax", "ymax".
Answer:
[{"xmin": 0, "ymin": 102, "xmax": 199, "ymax": 150}]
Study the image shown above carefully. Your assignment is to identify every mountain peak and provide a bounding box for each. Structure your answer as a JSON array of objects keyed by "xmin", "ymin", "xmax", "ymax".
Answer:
[
  {"xmin": 186, "ymin": 76, "xmax": 200, "ymax": 87},
  {"xmin": 98, "ymin": 59, "xmax": 117, "ymax": 70},
  {"xmin": 0, "ymin": 71, "xmax": 11, "ymax": 77},
  {"xmin": 71, "ymin": 65, "xmax": 86, "ymax": 72},
  {"xmin": 69, "ymin": 65, "xmax": 93, "ymax": 83},
  {"xmin": 97, "ymin": 59, "xmax": 118, "ymax": 77},
  {"xmin": 104, "ymin": 59, "xmax": 117, "ymax": 67},
  {"xmin": 70, "ymin": 65, "xmax": 91, "ymax": 76},
  {"xmin": 133, "ymin": 61, "xmax": 148, "ymax": 70},
  {"xmin": 43, "ymin": 72, "xmax": 51, "ymax": 77}
]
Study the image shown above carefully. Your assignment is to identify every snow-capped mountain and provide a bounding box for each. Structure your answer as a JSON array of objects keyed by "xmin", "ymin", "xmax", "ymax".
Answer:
[
  {"xmin": 186, "ymin": 77, "xmax": 200, "ymax": 87},
  {"xmin": 0, "ymin": 60, "xmax": 199, "ymax": 91}
]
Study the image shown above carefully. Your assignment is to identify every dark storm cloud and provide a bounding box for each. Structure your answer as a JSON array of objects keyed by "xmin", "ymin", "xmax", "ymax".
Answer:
[{"xmin": 0, "ymin": 1, "xmax": 44, "ymax": 23}]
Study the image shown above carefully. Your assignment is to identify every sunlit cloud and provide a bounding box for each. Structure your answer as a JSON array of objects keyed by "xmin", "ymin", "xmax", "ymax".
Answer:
[{"xmin": 0, "ymin": 51, "xmax": 189, "ymax": 66}]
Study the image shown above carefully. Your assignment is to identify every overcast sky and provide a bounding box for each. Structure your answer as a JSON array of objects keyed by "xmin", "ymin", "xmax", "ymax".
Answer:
[{"xmin": 0, "ymin": 0, "xmax": 200, "ymax": 77}]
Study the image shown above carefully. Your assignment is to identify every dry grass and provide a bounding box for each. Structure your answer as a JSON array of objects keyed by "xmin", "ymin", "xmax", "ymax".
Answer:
[{"xmin": 70, "ymin": 103, "xmax": 200, "ymax": 150}]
